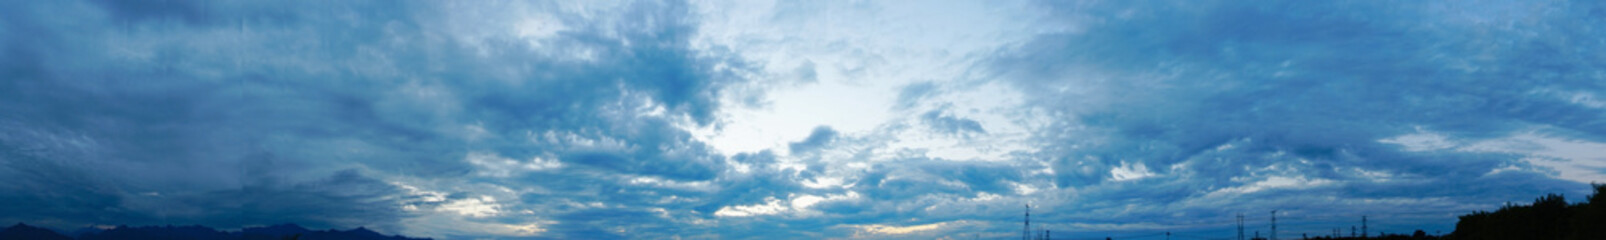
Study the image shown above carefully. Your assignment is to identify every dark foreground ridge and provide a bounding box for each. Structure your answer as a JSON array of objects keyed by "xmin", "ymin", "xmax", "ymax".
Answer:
[
  {"xmin": 8, "ymin": 185, "xmax": 1605, "ymax": 240},
  {"xmin": 1274, "ymin": 184, "xmax": 1606, "ymax": 240},
  {"xmin": 1446, "ymin": 183, "xmax": 1606, "ymax": 240},
  {"xmin": 1020, "ymin": 184, "xmax": 1606, "ymax": 240},
  {"xmin": 0, "ymin": 223, "xmax": 429, "ymax": 240}
]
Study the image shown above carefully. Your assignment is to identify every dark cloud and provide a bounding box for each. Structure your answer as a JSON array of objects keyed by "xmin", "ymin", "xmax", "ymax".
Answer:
[
  {"xmin": 984, "ymin": 0, "xmax": 1605, "ymax": 234},
  {"xmin": 853, "ymin": 160, "xmax": 1018, "ymax": 201},
  {"xmin": 5, "ymin": 0, "xmax": 1604, "ymax": 238},
  {"xmin": 87, "ymin": 0, "xmax": 311, "ymax": 27},
  {"xmin": 788, "ymin": 126, "xmax": 839, "ymax": 154},
  {"xmin": 162, "ymin": 169, "xmax": 412, "ymax": 231},
  {"xmin": 920, "ymin": 109, "xmax": 986, "ymax": 136},
  {"xmin": 0, "ymin": 0, "xmax": 749, "ymax": 236}
]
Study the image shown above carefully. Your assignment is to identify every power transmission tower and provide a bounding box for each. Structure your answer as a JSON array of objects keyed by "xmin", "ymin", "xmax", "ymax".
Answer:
[
  {"xmin": 1238, "ymin": 213, "xmax": 1245, "ymax": 240},
  {"xmin": 1023, "ymin": 204, "xmax": 1030, "ymax": 240},
  {"xmin": 1362, "ymin": 216, "xmax": 1368, "ymax": 239},
  {"xmin": 1270, "ymin": 210, "xmax": 1277, "ymax": 240}
]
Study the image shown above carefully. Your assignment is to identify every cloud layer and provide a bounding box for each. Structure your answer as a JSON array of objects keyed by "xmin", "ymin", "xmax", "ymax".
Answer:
[{"xmin": 3, "ymin": 0, "xmax": 1603, "ymax": 239}]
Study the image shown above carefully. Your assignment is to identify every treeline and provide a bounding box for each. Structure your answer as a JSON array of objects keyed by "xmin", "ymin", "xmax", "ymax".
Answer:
[
  {"xmin": 1449, "ymin": 184, "xmax": 1606, "ymax": 240},
  {"xmin": 1303, "ymin": 230, "xmax": 1438, "ymax": 240},
  {"xmin": 0, "ymin": 223, "xmax": 429, "ymax": 240}
]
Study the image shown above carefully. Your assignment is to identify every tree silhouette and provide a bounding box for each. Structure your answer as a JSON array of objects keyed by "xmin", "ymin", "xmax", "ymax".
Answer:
[
  {"xmin": 1568, "ymin": 183, "xmax": 1606, "ymax": 240},
  {"xmin": 1450, "ymin": 183, "xmax": 1606, "ymax": 240}
]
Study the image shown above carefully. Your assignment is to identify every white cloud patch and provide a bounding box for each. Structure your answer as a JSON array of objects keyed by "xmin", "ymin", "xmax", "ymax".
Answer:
[
  {"xmin": 1379, "ymin": 129, "xmax": 1458, "ymax": 152},
  {"xmin": 714, "ymin": 192, "xmax": 861, "ymax": 218},
  {"xmin": 791, "ymin": 192, "xmax": 860, "ymax": 213},
  {"xmin": 1109, "ymin": 161, "xmax": 1156, "ymax": 181},
  {"xmin": 400, "ymin": 212, "xmax": 553, "ymax": 238},
  {"xmin": 628, "ymin": 176, "xmax": 716, "ymax": 192},
  {"xmin": 1461, "ymin": 133, "xmax": 1606, "ymax": 183},
  {"xmin": 802, "ymin": 176, "xmax": 846, "ymax": 189},
  {"xmin": 1012, "ymin": 182, "xmax": 1040, "ymax": 196},
  {"xmin": 847, "ymin": 221, "xmax": 966, "ymax": 238},
  {"xmin": 687, "ymin": 0, "xmax": 1037, "ymax": 157},
  {"xmin": 1206, "ymin": 175, "xmax": 1336, "ymax": 198},
  {"xmin": 465, "ymin": 152, "xmax": 563, "ymax": 178},
  {"xmin": 714, "ymin": 196, "xmax": 787, "ymax": 217},
  {"xmin": 438, "ymin": 195, "xmax": 505, "ymax": 218}
]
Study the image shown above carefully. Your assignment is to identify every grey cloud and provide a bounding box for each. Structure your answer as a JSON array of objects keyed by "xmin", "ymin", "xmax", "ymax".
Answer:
[
  {"xmin": 982, "ymin": 0, "xmax": 1605, "ymax": 234},
  {"xmin": 794, "ymin": 60, "xmax": 819, "ymax": 84},
  {"xmin": 160, "ymin": 169, "xmax": 412, "ymax": 232},
  {"xmin": 0, "ymin": 0, "xmax": 751, "ymax": 237},
  {"xmin": 788, "ymin": 126, "xmax": 839, "ymax": 154},
  {"xmin": 921, "ymin": 109, "xmax": 986, "ymax": 136},
  {"xmin": 895, "ymin": 81, "xmax": 939, "ymax": 110},
  {"xmin": 7, "ymin": 0, "xmax": 1605, "ymax": 238}
]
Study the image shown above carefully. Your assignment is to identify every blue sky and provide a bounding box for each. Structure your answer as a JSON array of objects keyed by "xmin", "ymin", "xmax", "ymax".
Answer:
[{"xmin": 2, "ymin": 0, "xmax": 1603, "ymax": 239}]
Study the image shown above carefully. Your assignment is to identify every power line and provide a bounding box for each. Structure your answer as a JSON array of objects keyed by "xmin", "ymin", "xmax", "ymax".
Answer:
[{"xmin": 1022, "ymin": 211, "xmax": 1448, "ymax": 240}]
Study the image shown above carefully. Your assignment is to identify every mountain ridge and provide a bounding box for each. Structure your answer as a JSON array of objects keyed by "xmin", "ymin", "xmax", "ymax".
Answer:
[{"xmin": 0, "ymin": 223, "xmax": 429, "ymax": 240}]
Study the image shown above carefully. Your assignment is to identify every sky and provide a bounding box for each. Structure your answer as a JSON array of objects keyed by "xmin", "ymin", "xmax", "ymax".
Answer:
[{"xmin": 1, "ymin": 0, "xmax": 1604, "ymax": 239}]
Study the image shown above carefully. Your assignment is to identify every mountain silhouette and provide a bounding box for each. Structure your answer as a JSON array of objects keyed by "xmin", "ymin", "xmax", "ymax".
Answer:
[
  {"xmin": 0, "ymin": 223, "xmax": 72, "ymax": 240},
  {"xmin": 240, "ymin": 224, "xmax": 310, "ymax": 240},
  {"xmin": 79, "ymin": 225, "xmax": 234, "ymax": 240},
  {"xmin": 0, "ymin": 223, "xmax": 428, "ymax": 240}
]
